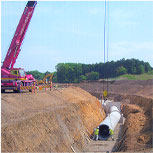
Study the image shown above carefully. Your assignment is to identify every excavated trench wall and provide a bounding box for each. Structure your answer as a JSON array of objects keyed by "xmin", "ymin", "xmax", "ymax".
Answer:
[
  {"xmin": 90, "ymin": 92, "xmax": 153, "ymax": 152},
  {"xmin": 112, "ymin": 94, "xmax": 152, "ymax": 152},
  {"xmin": 1, "ymin": 87, "xmax": 106, "ymax": 152}
]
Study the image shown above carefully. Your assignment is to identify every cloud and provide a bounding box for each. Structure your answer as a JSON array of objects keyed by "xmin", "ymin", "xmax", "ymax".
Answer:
[
  {"xmin": 110, "ymin": 8, "xmax": 139, "ymax": 27},
  {"xmin": 109, "ymin": 41, "xmax": 153, "ymax": 66},
  {"xmin": 111, "ymin": 41, "xmax": 153, "ymax": 52}
]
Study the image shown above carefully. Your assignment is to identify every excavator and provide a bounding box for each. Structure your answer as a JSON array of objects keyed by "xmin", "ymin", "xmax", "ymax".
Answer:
[
  {"xmin": 36, "ymin": 73, "xmax": 54, "ymax": 85},
  {"xmin": 1, "ymin": 1, "xmax": 37, "ymax": 93}
]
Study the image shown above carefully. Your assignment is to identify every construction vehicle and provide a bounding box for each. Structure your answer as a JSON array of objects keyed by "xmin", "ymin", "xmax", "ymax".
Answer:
[
  {"xmin": 36, "ymin": 73, "xmax": 54, "ymax": 85},
  {"xmin": 1, "ymin": 1, "xmax": 37, "ymax": 93}
]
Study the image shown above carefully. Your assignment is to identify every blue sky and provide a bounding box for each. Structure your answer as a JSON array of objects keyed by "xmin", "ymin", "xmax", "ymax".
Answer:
[{"xmin": 1, "ymin": 1, "xmax": 153, "ymax": 72}]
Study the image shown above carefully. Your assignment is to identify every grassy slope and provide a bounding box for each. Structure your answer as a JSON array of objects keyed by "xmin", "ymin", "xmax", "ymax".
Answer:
[{"xmin": 110, "ymin": 70, "xmax": 153, "ymax": 80}]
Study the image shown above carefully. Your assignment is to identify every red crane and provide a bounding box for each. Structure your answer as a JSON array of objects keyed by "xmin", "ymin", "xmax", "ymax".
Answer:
[{"xmin": 1, "ymin": 1, "xmax": 37, "ymax": 93}]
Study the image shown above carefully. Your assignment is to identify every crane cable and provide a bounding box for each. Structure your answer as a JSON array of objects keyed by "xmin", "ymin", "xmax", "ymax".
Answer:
[
  {"xmin": 103, "ymin": 0, "xmax": 109, "ymax": 100},
  {"xmin": 106, "ymin": 1, "xmax": 109, "ymax": 96}
]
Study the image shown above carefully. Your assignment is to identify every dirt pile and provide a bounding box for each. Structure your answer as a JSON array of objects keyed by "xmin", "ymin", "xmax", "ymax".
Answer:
[
  {"xmin": 114, "ymin": 95, "xmax": 152, "ymax": 152},
  {"xmin": 1, "ymin": 87, "xmax": 106, "ymax": 152}
]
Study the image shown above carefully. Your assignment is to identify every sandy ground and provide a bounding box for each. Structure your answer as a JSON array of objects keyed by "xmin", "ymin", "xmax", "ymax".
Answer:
[
  {"xmin": 1, "ymin": 87, "xmax": 106, "ymax": 152},
  {"xmin": 1, "ymin": 79, "xmax": 153, "ymax": 152}
]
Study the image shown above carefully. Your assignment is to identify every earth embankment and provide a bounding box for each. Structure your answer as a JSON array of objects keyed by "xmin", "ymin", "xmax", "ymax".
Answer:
[
  {"xmin": 75, "ymin": 80, "xmax": 153, "ymax": 152},
  {"xmin": 76, "ymin": 79, "xmax": 153, "ymax": 99},
  {"xmin": 1, "ymin": 87, "xmax": 106, "ymax": 152},
  {"xmin": 114, "ymin": 95, "xmax": 152, "ymax": 151}
]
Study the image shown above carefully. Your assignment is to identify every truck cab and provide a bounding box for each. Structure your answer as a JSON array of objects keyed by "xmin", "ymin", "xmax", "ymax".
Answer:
[{"xmin": 1, "ymin": 68, "xmax": 35, "ymax": 93}]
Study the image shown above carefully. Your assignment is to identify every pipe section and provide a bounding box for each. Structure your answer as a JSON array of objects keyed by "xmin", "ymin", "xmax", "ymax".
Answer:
[{"xmin": 98, "ymin": 105, "xmax": 121, "ymax": 140}]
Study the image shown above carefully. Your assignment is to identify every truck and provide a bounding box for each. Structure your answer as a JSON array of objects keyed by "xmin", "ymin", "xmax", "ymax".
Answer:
[{"xmin": 1, "ymin": 1, "xmax": 37, "ymax": 93}]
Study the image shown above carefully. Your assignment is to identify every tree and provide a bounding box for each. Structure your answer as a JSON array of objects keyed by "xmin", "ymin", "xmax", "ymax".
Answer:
[
  {"xmin": 137, "ymin": 65, "xmax": 145, "ymax": 74},
  {"xmin": 79, "ymin": 75, "xmax": 87, "ymax": 82},
  {"xmin": 52, "ymin": 72, "xmax": 57, "ymax": 83},
  {"xmin": 144, "ymin": 62, "xmax": 152, "ymax": 72},
  {"xmin": 87, "ymin": 71, "xmax": 99, "ymax": 80},
  {"xmin": 26, "ymin": 70, "xmax": 44, "ymax": 80},
  {"xmin": 116, "ymin": 66, "xmax": 127, "ymax": 76},
  {"xmin": 55, "ymin": 63, "xmax": 82, "ymax": 83},
  {"xmin": 131, "ymin": 66, "xmax": 137, "ymax": 74},
  {"xmin": 56, "ymin": 63, "xmax": 67, "ymax": 83},
  {"xmin": 55, "ymin": 59, "xmax": 152, "ymax": 83}
]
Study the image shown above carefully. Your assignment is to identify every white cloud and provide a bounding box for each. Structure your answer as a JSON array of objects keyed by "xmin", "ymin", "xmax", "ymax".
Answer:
[
  {"xmin": 110, "ymin": 8, "xmax": 139, "ymax": 27},
  {"xmin": 109, "ymin": 41, "xmax": 153, "ymax": 66},
  {"xmin": 111, "ymin": 41, "xmax": 153, "ymax": 52}
]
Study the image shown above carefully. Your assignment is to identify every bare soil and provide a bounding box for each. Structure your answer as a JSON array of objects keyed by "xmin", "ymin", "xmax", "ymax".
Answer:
[
  {"xmin": 75, "ymin": 79, "xmax": 153, "ymax": 99},
  {"xmin": 114, "ymin": 96, "xmax": 152, "ymax": 152},
  {"xmin": 75, "ymin": 79, "xmax": 153, "ymax": 152},
  {"xmin": 1, "ymin": 87, "xmax": 106, "ymax": 152},
  {"xmin": 1, "ymin": 79, "xmax": 153, "ymax": 152}
]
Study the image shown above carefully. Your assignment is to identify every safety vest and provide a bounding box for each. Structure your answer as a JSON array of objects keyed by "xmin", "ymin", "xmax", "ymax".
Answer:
[
  {"xmin": 109, "ymin": 129, "xmax": 114, "ymax": 135},
  {"xmin": 94, "ymin": 128, "xmax": 99, "ymax": 135}
]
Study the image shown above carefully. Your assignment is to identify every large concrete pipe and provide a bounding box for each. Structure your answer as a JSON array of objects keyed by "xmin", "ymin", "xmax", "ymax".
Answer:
[{"xmin": 98, "ymin": 105, "xmax": 121, "ymax": 140}]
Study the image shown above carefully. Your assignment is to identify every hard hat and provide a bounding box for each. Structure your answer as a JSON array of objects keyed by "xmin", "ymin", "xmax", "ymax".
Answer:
[{"xmin": 97, "ymin": 127, "xmax": 99, "ymax": 129}]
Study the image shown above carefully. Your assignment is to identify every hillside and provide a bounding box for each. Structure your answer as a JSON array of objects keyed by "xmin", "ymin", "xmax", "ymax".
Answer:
[{"xmin": 111, "ymin": 70, "xmax": 153, "ymax": 80}]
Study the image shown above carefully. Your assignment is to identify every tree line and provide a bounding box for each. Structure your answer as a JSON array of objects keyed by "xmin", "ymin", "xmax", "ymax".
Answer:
[{"xmin": 26, "ymin": 58, "xmax": 152, "ymax": 83}]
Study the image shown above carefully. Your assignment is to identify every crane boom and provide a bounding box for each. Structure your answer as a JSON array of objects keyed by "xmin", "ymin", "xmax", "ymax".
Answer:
[
  {"xmin": 2, "ymin": 1, "xmax": 37, "ymax": 69},
  {"xmin": 1, "ymin": 1, "xmax": 37, "ymax": 93}
]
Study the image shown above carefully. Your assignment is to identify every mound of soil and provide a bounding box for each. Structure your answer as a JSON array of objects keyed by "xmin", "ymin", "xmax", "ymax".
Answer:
[
  {"xmin": 1, "ymin": 87, "xmax": 106, "ymax": 152},
  {"xmin": 114, "ymin": 95, "xmax": 152, "ymax": 152}
]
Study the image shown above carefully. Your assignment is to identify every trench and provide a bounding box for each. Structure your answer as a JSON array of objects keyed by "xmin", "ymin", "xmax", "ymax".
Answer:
[
  {"xmin": 1, "ymin": 87, "xmax": 152, "ymax": 152},
  {"xmin": 87, "ymin": 91, "xmax": 152, "ymax": 152}
]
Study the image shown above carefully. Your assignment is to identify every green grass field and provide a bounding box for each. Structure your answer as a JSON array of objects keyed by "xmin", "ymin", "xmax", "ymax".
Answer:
[{"xmin": 110, "ymin": 70, "xmax": 153, "ymax": 80}]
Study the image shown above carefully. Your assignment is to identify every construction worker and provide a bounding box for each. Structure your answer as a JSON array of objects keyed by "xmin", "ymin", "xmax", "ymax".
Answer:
[
  {"xmin": 109, "ymin": 129, "xmax": 114, "ymax": 141},
  {"xmin": 93, "ymin": 127, "xmax": 99, "ymax": 141}
]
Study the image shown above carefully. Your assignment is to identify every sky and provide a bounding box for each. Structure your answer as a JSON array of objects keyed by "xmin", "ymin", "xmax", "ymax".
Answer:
[{"xmin": 1, "ymin": 1, "xmax": 153, "ymax": 72}]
